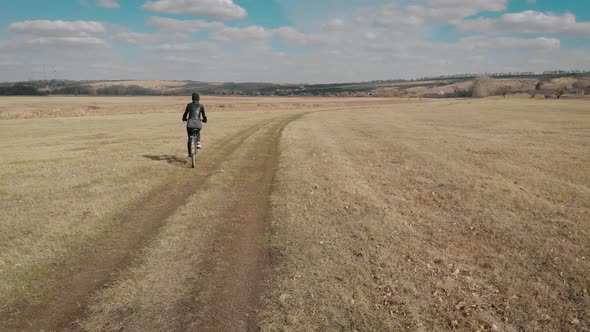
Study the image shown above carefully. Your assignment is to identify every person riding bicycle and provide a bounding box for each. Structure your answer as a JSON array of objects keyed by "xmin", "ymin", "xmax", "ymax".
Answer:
[{"xmin": 182, "ymin": 93, "xmax": 207, "ymax": 158}]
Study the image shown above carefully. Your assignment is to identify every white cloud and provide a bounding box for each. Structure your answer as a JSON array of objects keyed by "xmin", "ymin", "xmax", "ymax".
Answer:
[
  {"xmin": 164, "ymin": 55, "xmax": 206, "ymax": 64},
  {"xmin": 366, "ymin": 4, "xmax": 425, "ymax": 26},
  {"xmin": 28, "ymin": 36, "xmax": 111, "ymax": 48},
  {"xmin": 456, "ymin": 11, "xmax": 590, "ymax": 37},
  {"xmin": 142, "ymin": 0, "xmax": 246, "ymax": 20},
  {"xmin": 207, "ymin": 25, "xmax": 318, "ymax": 46},
  {"xmin": 9, "ymin": 20, "xmax": 107, "ymax": 37},
  {"xmin": 455, "ymin": 17, "xmax": 497, "ymax": 33},
  {"xmin": 98, "ymin": 0, "xmax": 120, "ymax": 8},
  {"xmin": 461, "ymin": 36, "xmax": 561, "ymax": 51},
  {"xmin": 272, "ymin": 27, "xmax": 312, "ymax": 45},
  {"xmin": 111, "ymin": 31, "xmax": 190, "ymax": 45},
  {"xmin": 1, "ymin": 0, "xmax": 589, "ymax": 83},
  {"xmin": 3, "ymin": 32, "xmax": 587, "ymax": 83},
  {"xmin": 145, "ymin": 41, "xmax": 219, "ymax": 52},
  {"xmin": 364, "ymin": 31, "xmax": 377, "ymax": 40},
  {"xmin": 147, "ymin": 16, "xmax": 224, "ymax": 32},
  {"xmin": 324, "ymin": 18, "xmax": 345, "ymax": 31},
  {"xmin": 211, "ymin": 25, "xmax": 270, "ymax": 42},
  {"xmin": 2, "ymin": 19, "xmax": 112, "ymax": 79},
  {"xmin": 356, "ymin": 0, "xmax": 501, "ymax": 28},
  {"xmin": 148, "ymin": 17, "xmax": 313, "ymax": 46},
  {"xmin": 422, "ymin": 0, "xmax": 507, "ymax": 21},
  {"xmin": 3, "ymin": 19, "xmax": 111, "ymax": 61},
  {"xmin": 1, "ymin": 36, "xmax": 110, "ymax": 50},
  {"xmin": 355, "ymin": 0, "xmax": 506, "ymax": 26}
]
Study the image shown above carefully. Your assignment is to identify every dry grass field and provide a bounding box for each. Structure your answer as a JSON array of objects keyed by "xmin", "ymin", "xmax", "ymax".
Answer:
[
  {"xmin": 261, "ymin": 99, "xmax": 590, "ymax": 331},
  {"xmin": 0, "ymin": 96, "xmax": 588, "ymax": 331},
  {"xmin": 0, "ymin": 95, "xmax": 405, "ymax": 119}
]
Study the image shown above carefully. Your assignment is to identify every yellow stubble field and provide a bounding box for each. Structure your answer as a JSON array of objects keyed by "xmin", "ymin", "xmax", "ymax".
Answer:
[{"xmin": 0, "ymin": 96, "xmax": 588, "ymax": 331}]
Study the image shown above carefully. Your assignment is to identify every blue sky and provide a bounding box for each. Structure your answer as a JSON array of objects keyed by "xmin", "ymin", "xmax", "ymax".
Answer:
[{"xmin": 0, "ymin": 0, "xmax": 589, "ymax": 82}]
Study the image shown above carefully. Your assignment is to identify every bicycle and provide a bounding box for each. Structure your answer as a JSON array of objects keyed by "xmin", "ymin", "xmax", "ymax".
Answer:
[{"xmin": 188, "ymin": 128, "xmax": 200, "ymax": 169}]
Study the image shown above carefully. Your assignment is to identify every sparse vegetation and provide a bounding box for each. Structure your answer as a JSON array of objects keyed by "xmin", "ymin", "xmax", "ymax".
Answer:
[
  {"xmin": 470, "ymin": 76, "xmax": 495, "ymax": 98},
  {"xmin": 573, "ymin": 80, "xmax": 587, "ymax": 95},
  {"xmin": 454, "ymin": 89, "xmax": 472, "ymax": 98},
  {"xmin": 496, "ymin": 85, "xmax": 511, "ymax": 98},
  {"xmin": 425, "ymin": 87, "xmax": 472, "ymax": 98},
  {"xmin": 555, "ymin": 84, "xmax": 568, "ymax": 99},
  {"xmin": 531, "ymin": 81, "xmax": 543, "ymax": 98}
]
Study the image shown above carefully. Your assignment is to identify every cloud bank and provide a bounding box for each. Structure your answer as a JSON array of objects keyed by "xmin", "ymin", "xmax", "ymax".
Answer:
[{"xmin": 1, "ymin": 0, "xmax": 589, "ymax": 82}]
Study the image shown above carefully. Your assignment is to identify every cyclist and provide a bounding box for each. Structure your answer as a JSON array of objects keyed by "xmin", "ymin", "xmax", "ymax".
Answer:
[{"xmin": 182, "ymin": 92, "xmax": 207, "ymax": 158}]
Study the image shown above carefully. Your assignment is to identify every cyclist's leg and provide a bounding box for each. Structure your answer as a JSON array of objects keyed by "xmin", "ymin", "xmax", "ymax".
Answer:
[
  {"xmin": 186, "ymin": 127, "xmax": 192, "ymax": 155},
  {"xmin": 195, "ymin": 128, "xmax": 202, "ymax": 148}
]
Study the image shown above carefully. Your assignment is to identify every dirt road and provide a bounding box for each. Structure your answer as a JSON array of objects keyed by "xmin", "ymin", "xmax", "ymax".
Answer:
[{"xmin": 3, "ymin": 112, "xmax": 304, "ymax": 331}]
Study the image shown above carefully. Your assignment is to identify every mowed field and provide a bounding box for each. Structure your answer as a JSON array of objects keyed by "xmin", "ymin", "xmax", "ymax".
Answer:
[{"xmin": 0, "ymin": 96, "xmax": 588, "ymax": 331}]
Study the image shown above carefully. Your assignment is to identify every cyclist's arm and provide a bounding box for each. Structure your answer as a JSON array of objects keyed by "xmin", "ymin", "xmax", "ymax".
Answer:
[
  {"xmin": 182, "ymin": 104, "xmax": 189, "ymax": 122},
  {"xmin": 201, "ymin": 105, "xmax": 208, "ymax": 123}
]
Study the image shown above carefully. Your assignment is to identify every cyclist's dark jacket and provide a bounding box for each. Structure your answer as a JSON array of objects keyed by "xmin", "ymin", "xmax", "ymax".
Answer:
[{"xmin": 183, "ymin": 102, "xmax": 207, "ymax": 129}]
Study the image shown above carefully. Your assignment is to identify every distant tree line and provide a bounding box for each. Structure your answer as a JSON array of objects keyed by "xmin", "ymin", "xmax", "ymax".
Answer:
[
  {"xmin": 0, "ymin": 84, "xmax": 44, "ymax": 96},
  {"xmin": 1, "ymin": 74, "xmax": 588, "ymax": 98},
  {"xmin": 95, "ymin": 85, "xmax": 160, "ymax": 96},
  {"xmin": 50, "ymin": 85, "xmax": 161, "ymax": 96},
  {"xmin": 417, "ymin": 69, "xmax": 588, "ymax": 81},
  {"xmin": 52, "ymin": 86, "xmax": 90, "ymax": 95}
]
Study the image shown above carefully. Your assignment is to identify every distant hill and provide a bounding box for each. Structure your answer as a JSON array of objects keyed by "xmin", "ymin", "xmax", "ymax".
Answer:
[{"xmin": 1, "ymin": 72, "xmax": 589, "ymax": 98}]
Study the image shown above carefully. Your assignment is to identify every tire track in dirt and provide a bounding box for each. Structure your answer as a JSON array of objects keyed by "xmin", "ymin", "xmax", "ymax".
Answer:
[
  {"xmin": 1, "ymin": 116, "xmax": 282, "ymax": 332},
  {"xmin": 173, "ymin": 113, "xmax": 305, "ymax": 331}
]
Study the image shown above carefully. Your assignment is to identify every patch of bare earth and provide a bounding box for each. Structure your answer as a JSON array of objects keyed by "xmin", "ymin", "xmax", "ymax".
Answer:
[{"xmin": 261, "ymin": 99, "xmax": 590, "ymax": 331}]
